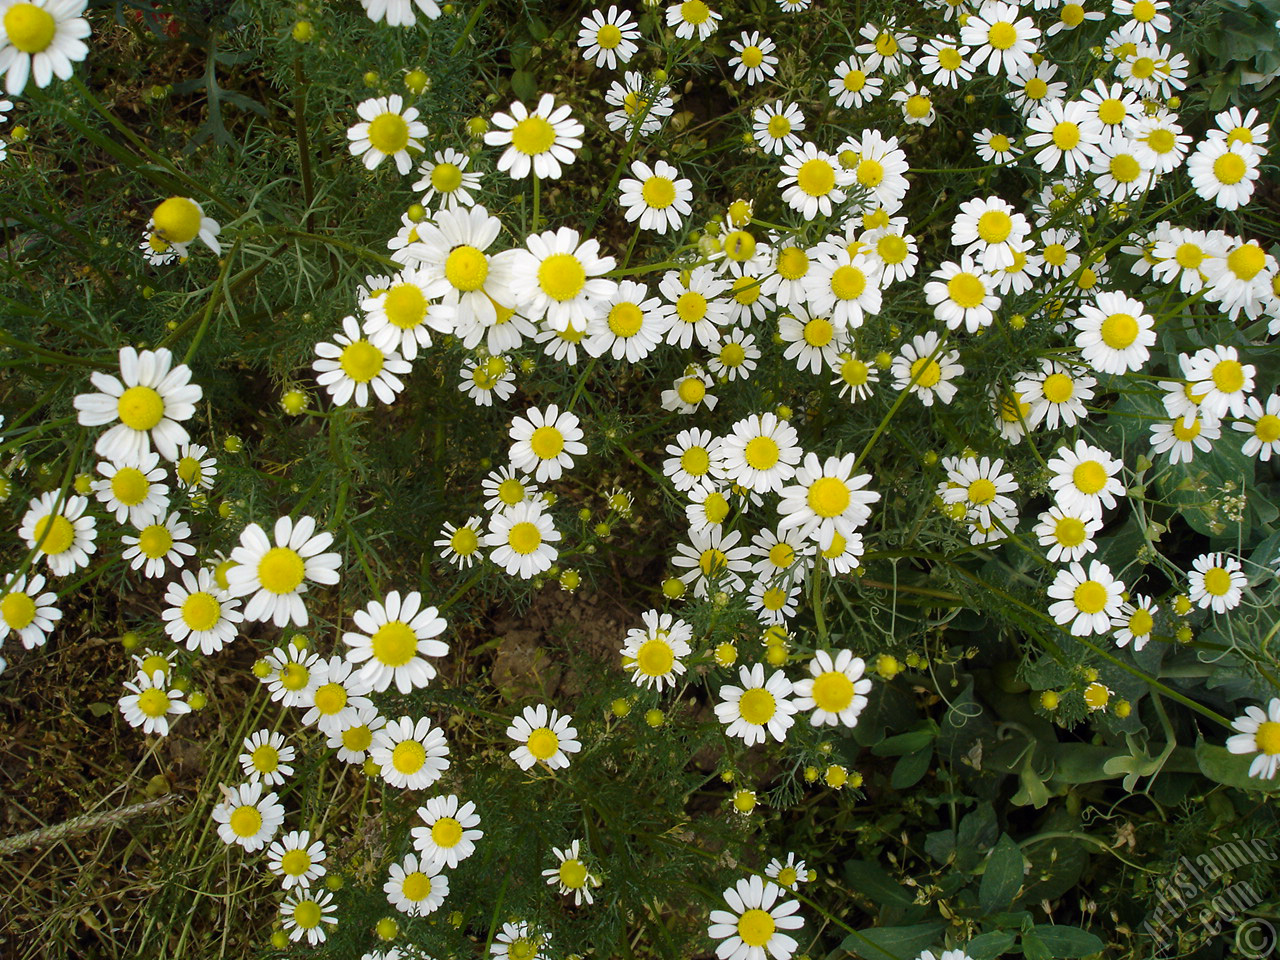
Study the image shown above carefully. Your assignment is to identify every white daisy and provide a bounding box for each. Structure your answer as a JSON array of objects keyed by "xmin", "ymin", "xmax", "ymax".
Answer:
[
  {"xmin": 1025, "ymin": 99, "xmax": 1104, "ymax": 177},
  {"xmin": 266, "ymin": 830, "xmax": 326, "ymax": 891},
  {"xmin": 891, "ymin": 331, "xmax": 963, "ymax": 407},
  {"xmin": 718, "ymin": 412, "xmax": 802, "ymax": 495},
  {"xmin": 360, "ymin": 0, "xmax": 440, "ymax": 26},
  {"xmin": 1033, "ymin": 505, "xmax": 1102, "ymax": 563},
  {"xmin": 121, "ymin": 511, "xmax": 195, "ymax": 579},
  {"xmin": 0, "ymin": 571, "xmax": 59, "ymax": 649},
  {"xmin": 262, "ymin": 644, "xmax": 323, "ymax": 708},
  {"xmin": 666, "ymin": 0, "xmax": 720, "ymax": 41},
  {"xmin": 510, "ymin": 227, "xmax": 616, "ymax": 333},
  {"xmin": 312, "ymin": 315, "xmax": 412, "ymax": 407},
  {"xmin": 1188, "ymin": 552, "xmax": 1247, "ymax": 614},
  {"xmin": 482, "ymin": 465, "xmax": 540, "ymax": 513},
  {"xmin": 326, "ymin": 702, "xmax": 385, "ymax": 764},
  {"xmin": 412, "ymin": 794, "xmax": 483, "ymax": 869},
  {"xmin": 211, "ymin": 781, "xmax": 284, "ymax": 853},
  {"xmin": 620, "ymin": 609, "xmax": 693, "ymax": 691},
  {"xmin": 752, "ymin": 100, "xmax": 805, "ymax": 156},
  {"xmin": 1073, "ymin": 291, "xmax": 1156, "ymax": 375},
  {"xmin": 583, "ymin": 280, "xmax": 665, "ymax": 361},
  {"xmin": 708, "ymin": 875, "xmax": 804, "ymax": 960},
  {"xmin": 93, "ymin": 451, "xmax": 169, "ymax": 527},
  {"xmin": 161, "ymin": 568, "xmax": 242, "ymax": 654},
  {"xmin": 1112, "ymin": 594, "xmax": 1157, "ymax": 651},
  {"xmin": 1149, "ymin": 412, "xmax": 1219, "ymax": 465},
  {"xmin": 960, "ymin": 0, "xmax": 1041, "ymax": 77},
  {"xmin": 937, "ymin": 456, "xmax": 1018, "ymax": 528},
  {"xmin": 411, "ymin": 147, "xmax": 481, "ymax": 211},
  {"xmin": 385, "ymin": 853, "xmax": 448, "ymax": 916},
  {"xmin": 459, "ymin": 354, "xmax": 516, "ymax": 407},
  {"xmin": 370, "ymin": 715, "xmax": 451, "ymax": 790},
  {"xmin": 343, "ymin": 590, "xmax": 448, "ymax": 694},
  {"xmin": 951, "ymin": 196, "xmax": 1030, "ymax": 271},
  {"xmin": 1047, "ymin": 560, "xmax": 1125, "ymax": 636},
  {"xmin": 485, "ymin": 499, "xmax": 560, "ymax": 579},
  {"xmin": 1047, "ymin": 440, "xmax": 1124, "ymax": 519},
  {"xmin": 347, "ymin": 95, "xmax": 428, "ymax": 175},
  {"xmin": 779, "ymin": 142, "xmax": 852, "ymax": 220},
  {"xmin": 1234, "ymin": 394, "xmax": 1280, "ymax": 461},
  {"xmin": 804, "ymin": 253, "xmax": 882, "ymax": 330},
  {"xmin": 279, "ymin": 888, "xmax": 337, "ymax": 945},
  {"xmin": 223, "ymin": 514, "xmax": 342, "ymax": 628},
  {"xmin": 508, "ymin": 404, "xmax": 587, "ymax": 483},
  {"xmin": 1183, "ymin": 344, "xmax": 1255, "ymax": 421},
  {"xmin": 302, "ymin": 656, "xmax": 374, "ymax": 735},
  {"xmin": 827, "ymin": 56, "xmax": 883, "ymax": 109},
  {"xmin": 1226, "ymin": 699, "xmax": 1280, "ymax": 780},
  {"xmin": 0, "ymin": 0, "xmax": 90, "ymax": 96},
  {"xmin": 485, "ymin": 93, "xmax": 584, "ymax": 180},
  {"xmin": 663, "ymin": 427, "xmax": 725, "ymax": 492},
  {"xmin": 577, "ymin": 5, "xmax": 640, "ymax": 69},
  {"xmin": 924, "ymin": 256, "xmax": 1001, "ymax": 332},
  {"xmin": 792, "ymin": 649, "xmax": 872, "ymax": 727},
  {"xmin": 239, "ymin": 729, "xmax": 296, "ymax": 787},
  {"xmin": 507, "ymin": 703, "xmax": 581, "ymax": 771},
  {"xmin": 618, "ymin": 159, "xmax": 693, "ymax": 234},
  {"xmin": 715, "ymin": 663, "xmax": 798, "ymax": 746},
  {"xmin": 543, "ymin": 839, "xmax": 601, "ymax": 906},
  {"xmin": 117, "ymin": 669, "xmax": 190, "ymax": 737},
  {"xmin": 730, "ymin": 31, "xmax": 778, "ymax": 85},
  {"xmin": 361, "ymin": 267, "xmax": 453, "ymax": 361},
  {"xmin": 776, "ymin": 452, "xmax": 879, "ymax": 550},
  {"xmin": 658, "ymin": 265, "xmax": 731, "ymax": 350},
  {"xmin": 603, "ymin": 70, "xmax": 675, "ymax": 135},
  {"xmin": 671, "ymin": 526, "xmax": 752, "ymax": 598}
]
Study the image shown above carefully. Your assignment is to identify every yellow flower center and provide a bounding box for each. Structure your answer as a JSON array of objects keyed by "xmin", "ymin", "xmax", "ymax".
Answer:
[
  {"xmin": 368, "ymin": 112, "xmax": 411, "ymax": 155},
  {"xmin": 988, "ymin": 21, "xmax": 1017, "ymax": 49},
  {"xmin": 1042, "ymin": 372, "xmax": 1075, "ymax": 404},
  {"xmin": 137, "ymin": 687, "xmax": 171, "ymax": 718},
  {"xmin": 802, "ymin": 317, "xmax": 834, "ymax": 347},
  {"xmin": 1226, "ymin": 126, "xmax": 1254, "ymax": 145},
  {"xmin": 622, "ymin": 90, "xmax": 650, "ymax": 116},
  {"xmin": 177, "ymin": 456, "xmax": 205, "ymax": 487},
  {"xmin": 527, "ymin": 426, "xmax": 566, "ymax": 463},
  {"xmin": 181, "ymin": 591, "xmax": 222, "ymax": 631},
  {"xmin": 812, "ymin": 670, "xmax": 854, "ymax": 712},
  {"xmin": 1052, "ymin": 122, "xmax": 1081, "ymax": 150},
  {"xmin": 559, "ymin": 859, "xmax": 588, "ymax": 888},
  {"xmin": 1054, "ymin": 516, "xmax": 1086, "ymax": 547},
  {"xmin": 511, "ymin": 115, "xmax": 556, "ymax": 156},
  {"xmin": 1024, "ymin": 77, "xmax": 1048, "ymax": 100},
  {"xmin": 808, "ymin": 476, "xmax": 851, "ymax": 517},
  {"xmin": 402, "ymin": 871, "xmax": 433, "ymax": 901},
  {"xmin": 508, "ymin": 521, "xmax": 542, "ymax": 555},
  {"xmin": 117, "ymin": 385, "xmax": 166, "ymax": 431},
  {"xmin": 1133, "ymin": 0, "xmax": 1156, "ymax": 20},
  {"xmin": 796, "ymin": 158, "xmax": 835, "ymax": 197},
  {"xmin": 723, "ymin": 231, "xmax": 756, "ymax": 262},
  {"xmin": 280, "ymin": 662, "xmax": 310, "ymax": 691},
  {"xmin": 698, "ymin": 547, "xmax": 727, "ymax": 576},
  {"xmin": 675, "ymin": 291, "xmax": 708, "ymax": 323},
  {"xmin": 1072, "ymin": 460, "xmax": 1108, "ymax": 494},
  {"xmin": 526, "ymin": 726, "xmax": 559, "ymax": 759},
  {"xmin": 968, "ymin": 477, "xmax": 997, "ymax": 505},
  {"xmin": 1128, "ymin": 608, "xmax": 1153, "ymax": 636},
  {"xmin": 1213, "ymin": 152, "xmax": 1246, "ymax": 185},
  {"xmin": 229, "ymin": 805, "xmax": 262, "ymax": 838},
  {"xmin": 776, "ymin": 247, "xmax": 809, "ymax": 281},
  {"xmin": 1109, "ymin": 153, "xmax": 1140, "ymax": 183},
  {"xmin": 939, "ymin": 47, "xmax": 963, "ymax": 71},
  {"xmin": 510, "ymin": 940, "xmax": 538, "ymax": 960},
  {"xmin": 392, "ymin": 739, "xmax": 426, "ymax": 774},
  {"xmin": 280, "ymin": 849, "xmax": 311, "ymax": 876},
  {"xmin": 910, "ymin": 358, "xmax": 942, "ymax": 388},
  {"xmin": 1227, "ymin": 243, "xmax": 1265, "ymax": 280},
  {"xmin": 1254, "ymin": 415, "xmax": 1280, "ymax": 443},
  {"xmin": 822, "ymin": 532, "xmax": 847, "ymax": 559},
  {"xmin": 762, "ymin": 544, "xmax": 793, "ymax": 571},
  {"xmin": 430, "ymin": 162, "xmax": 463, "ymax": 193},
  {"xmin": 258, "ymin": 546, "xmax": 305, "ymax": 594},
  {"xmin": 744, "ymin": 436, "xmax": 780, "ymax": 470},
  {"xmin": 681, "ymin": 447, "xmax": 711, "ymax": 477},
  {"xmin": 432, "ymin": 816, "xmax": 463, "ymax": 847},
  {"xmin": 596, "ymin": 23, "xmax": 622, "ymax": 48},
  {"xmin": 445, "ymin": 245, "xmax": 489, "ymax": 292},
  {"xmin": 137, "ymin": 524, "xmax": 174, "ymax": 559},
  {"xmin": 875, "ymin": 33, "xmax": 898, "ymax": 57},
  {"xmin": 720, "ymin": 342, "xmax": 747, "ymax": 367},
  {"xmin": 371, "ymin": 620, "xmax": 418, "ymax": 667},
  {"xmin": 738, "ymin": 688, "xmax": 777, "ymax": 725},
  {"xmin": 766, "ymin": 114, "xmax": 791, "ymax": 138},
  {"xmin": 339, "ymin": 339, "xmax": 384, "ymax": 384},
  {"xmin": 1099, "ymin": 312, "xmax": 1143, "ymax": 350},
  {"xmin": 977, "ymin": 211, "xmax": 1013, "ymax": 244},
  {"xmin": 636, "ymin": 638, "xmax": 675, "ymax": 677},
  {"xmin": 252, "ymin": 742, "xmax": 280, "ymax": 772},
  {"xmin": 843, "ymin": 69, "xmax": 867, "ymax": 92},
  {"xmin": 450, "ymin": 526, "xmax": 479, "ymax": 556},
  {"xmin": 1173, "ymin": 243, "xmax": 1203, "ymax": 270},
  {"xmin": 1211, "ymin": 359, "xmax": 1245, "ymax": 394},
  {"xmin": 384, "ymin": 283, "xmax": 427, "ymax": 329},
  {"xmin": 1143, "ymin": 128, "xmax": 1174, "ymax": 154},
  {"xmin": 641, "ymin": 176, "xmax": 676, "ymax": 209},
  {"xmin": 292, "ymin": 900, "xmax": 322, "ymax": 930},
  {"xmin": 1256, "ymin": 722, "xmax": 1280, "ymax": 755},
  {"xmin": 605, "ymin": 301, "xmax": 643, "ymax": 337},
  {"xmin": 1, "ymin": 591, "xmax": 36, "ymax": 629},
  {"xmin": 313, "ymin": 681, "xmax": 347, "ymax": 716},
  {"xmin": 538, "ymin": 254, "xmax": 587, "ymax": 302},
  {"xmin": 1073, "ymin": 580, "xmax": 1109, "ymax": 614},
  {"xmin": 1172, "ymin": 417, "xmax": 1201, "ymax": 442},
  {"xmin": 681, "ymin": 0, "xmax": 710, "ymax": 23},
  {"xmin": 152, "ymin": 197, "xmax": 202, "ymax": 244},
  {"xmin": 1084, "ymin": 682, "xmax": 1110, "ymax": 708},
  {"xmin": 497, "ymin": 477, "xmax": 526, "ymax": 505},
  {"xmin": 1202, "ymin": 567, "xmax": 1232, "ymax": 596},
  {"xmin": 741, "ymin": 45, "xmax": 764, "ymax": 68},
  {"xmin": 342, "ymin": 725, "xmax": 373, "ymax": 752},
  {"xmin": 947, "ymin": 272, "xmax": 986, "ymax": 309},
  {"xmin": 829, "ymin": 264, "xmax": 866, "ymax": 301},
  {"xmin": 904, "ymin": 95, "xmax": 931, "ymax": 119},
  {"xmin": 108, "ymin": 467, "xmax": 149, "ymax": 506}
]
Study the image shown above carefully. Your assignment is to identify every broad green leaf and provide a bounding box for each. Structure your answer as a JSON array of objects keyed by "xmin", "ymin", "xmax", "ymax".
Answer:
[
  {"xmin": 842, "ymin": 922, "xmax": 949, "ymax": 960},
  {"xmin": 891, "ymin": 746, "xmax": 932, "ymax": 789},
  {"xmin": 511, "ymin": 70, "xmax": 538, "ymax": 102},
  {"xmin": 965, "ymin": 931, "xmax": 1017, "ymax": 960},
  {"xmin": 843, "ymin": 860, "xmax": 913, "ymax": 908},
  {"xmin": 1195, "ymin": 739, "xmax": 1280, "ymax": 793},
  {"xmin": 980, "ymin": 834, "xmax": 1025, "ymax": 912},
  {"xmin": 1028, "ymin": 924, "xmax": 1105, "ymax": 956}
]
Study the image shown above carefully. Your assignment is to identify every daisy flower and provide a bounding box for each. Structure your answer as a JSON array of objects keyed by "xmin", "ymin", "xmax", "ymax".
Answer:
[
  {"xmin": 412, "ymin": 147, "xmax": 481, "ymax": 211},
  {"xmin": 778, "ymin": 307, "xmax": 848, "ymax": 376},
  {"xmin": 1226, "ymin": 699, "xmax": 1280, "ymax": 780},
  {"xmin": 890, "ymin": 81, "xmax": 936, "ymax": 127},
  {"xmin": 1207, "ymin": 106, "xmax": 1270, "ymax": 150},
  {"xmin": 924, "ymin": 256, "xmax": 1001, "ymax": 332},
  {"xmin": 508, "ymin": 703, "xmax": 580, "ymax": 771},
  {"xmin": 855, "ymin": 20, "xmax": 917, "ymax": 75},
  {"xmin": 493, "ymin": 922, "xmax": 549, "ymax": 960},
  {"xmin": 661, "ymin": 270, "xmax": 732, "ymax": 353},
  {"xmin": 831, "ymin": 352, "xmax": 878, "ymax": 403},
  {"xmin": 621, "ymin": 609, "xmax": 693, "ymax": 691},
  {"xmin": 1048, "ymin": 442, "xmax": 1123, "ymax": 523},
  {"xmin": 1008, "ymin": 61, "xmax": 1066, "ymax": 116},
  {"xmin": 1203, "ymin": 238, "xmax": 1276, "ymax": 321},
  {"xmin": 664, "ymin": 428, "xmax": 725, "ymax": 492},
  {"xmin": 804, "ymin": 253, "xmax": 882, "ymax": 330},
  {"xmin": 920, "ymin": 35, "xmax": 972, "ymax": 88},
  {"xmin": 776, "ymin": 453, "xmax": 879, "ymax": 550},
  {"xmin": 543, "ymin": 839, "xmax": 601, "ymax": 906},
  {"xmin": 138, "ymin": 229, "xmax": 180, "ymax": 266},
  {"xmin": 751, "ymin": 581, "xmax": 803, "ymax": 627},
  {"xmin": 0, "ymin": 0, "xmax": 90, "ymax": 96},
  {"xmin": 891, "ymin": 331, "xmax": 963, "ymax": 406},
  {"xmin": 584, "ymin": 280, "xmax": 664, "ymax": 361},
  {"xmin": 0, "ymin": 572, "xmax": 59, "ymax": 649},
  {"xmin": 485, "ymin": 93, "xmax": 583, "ymax": 180},
  {"xmin": 1116, "ymin": 42, "xmax": 1187, "ymax": 100},
  {"xmin": 1128, "ymin": 113, "xmax": 1190, "ymax": 174},
  {"xmin": 752, "ymin": 101, "xmax": 805, "ymax": 156},
  {"xmin": 708, "ymin": 876, "xmax": 804, "ymax": 960},
  {"xmin": 74, "ymin": 346, "xmax": 202, "ymax": 465},
  {"xmin": 173, "ymin": 442, "xmax": 216, "ymax": 494},
  {"xmin": 1183, "ymin": 344, "xmax": 1255, "ymax": 420},
  {"xmin": 792, "ymin": 649, "xmax": 872, "ymax": 728},
  {"xmin": 1039, "ymin": 228, "xmax": 1081, "ymax": 279},
  {"xmin": 666, "ymin": 0, "xmax": 720, "ymax": 41},
  {"xmin": 671, "ymin": 526, "xmax": 752, "ymax": 598},
  {"xmin": 212, "ymin": 781, "xmax": 284, "ymax": 853},
  {"xmin": 1073, "ymin": 291, "xmax": 1155, "ymax": 375},
  {"xmin": 1025, "ymin": 100, "xmax": 1104, "ymax": 177},
  {"xmin": 1188, "ymin": 553, "xmax": 1246, "ymax": 614},
  {"xmin": 459, "ymin": 354, "xmax": 516, "ymax": 407},
  {"xmin": 371, "ymin": 715, "xmax": 450, "ymax": 790},
  {"xmin": 224, "ymin": 514, "xmax": 342, "ymax": 628},
  {"xmin": 1149, "ymin": 412, "xmax": 1218, "ymax": 465},
  {"xmin": 117, "ymin": 669, "xmax": 190, "ymax": 737},
  {"xmin": 511, "ymin": 227, "xmax": 616, "ymax": 333},
  {"xmin": 262, "ymin": 644, "xmax": 323, "ymax": 708},
  {"xmin": 239, "ymin": 729, "xmax": 296, "ymax": 787},
  {"xmin": 312, "ymin": 315, "xmax": 412, "ymax": 407},
  {"xmin": 1112, "ymin": 594, "xmax": 1157, "ymax": 651},
  {"xmin": 719, "ymin": 412, "xmax": 802, "ymax": 495},
  {"xmin": 535, "ymin": 321, "xmax": 587, "ymax": 368},
  {"xmin": 279, "ymin": 889, "xmax": 337, "ymax": 945},
  {"xmin": 765, "ymin": 853, "xmax": 808, "ymax": 890},
  {"xmin": 508, "ymin": 404, "xmax": 587, "ymax": 483},
  {"xmin": 146, "ymin": 196, "xmax": 221, "ymax": 256},
  {"xmin": 604, "ymin": 70, "xmax": 674, "ymax": 135},
  {"xmin": 486, "ymin": 499, "xmax": 560, "ymax": 579},
  {"xmin": 577, "ymin": 5, "xmax": 640, "ymax": 69},
  {"xmin": 1033, "ymin": 505, "xmax": 1102, "ymax": 563},
  {"xmin": 1234, "ymin": 394, "xmax": 1280, "ymax": 461},
  {"xmin": 960, "ymin": 0, "xmax": 1040, "ymax": 76},
  {"xmin": 397, "ymin": 205, "xmax": 520, "ymax": 329},
  {"xmin": 93, "ymin": 451, "xmax": 169, "ymax": 527},
  {"xmin": 974, "ymin": 129, "xmax": 1021, "ymax": 164},
  {"xmin": 343, "ymin": 590, "xmax": 448, "ymax": 694},
  {"xmin": 327, "ymin": 703, "xmax": 385, "ymax": 764},
  {"xmin": 1017, "ymin": 360, "xmax": 1095, "ymax": 431},
  {"xmin": 412, "ymin": 794, "xmax": 483, "ymax": 869},
  {"xmin": 360, "ymin": 0, "xmax": 439, "ymax": 26},
  {"xmin": 685, "ymin": 482, "xmax": 731, "ymax": 533},
  {"xmin": 618, "ymin": 159, "xmax": 693, "ymax": 234},
  {"xmin": 385, "ymin": 853, "xmax": 448, "ymax": 916},
  {"xmin": 302, "ymin": 657, "xmax": 373, "ymax": 735},
  {"xmin": 362, "ymin": 268, "xmax": 452, "ymax": 361},
  {"xmin": 348, "ymin": 95, "xmax": 428, "ymax": 175},
  {"xmin": 938, "ymin": 456, "xmax": 1018, "ymax": 528},
  {"xmin": 951, "ymin": 196, "xmax": 1029, "ymax": 271},
  {"xmin": 779, "ymin": 142, "xmax": 852, "ymax": 219},
  {"xmin": 1089, "ymin": 137, "xmax": 1156, "ymax": 203},
  {"xmin": 1187, "ymin": 138, "xmax": 1261, "ymax": 212},
  {"xmin": 827, "ymin": 56, "xmax": 882, "ymax": 109},
  {"xmin": 709, "ymin": 329, "xmax": 761, "ymax": 381},
  {"xmin": 162, "ymin": 568, "xmax": 242, "ymax": 654},
  {"xmin": 121, "ymin": 511, "xmax": 195, "ymax": 579},
  {"xmin": 716, "ymin": 663, "xmax": 798, "ymax": 745},
  {"xmin": 267, "ymin": 830, "xmax": 326, "ymax": 891},
  {"xmin": 730, "ymin": 31, "xmax": 777, "ymax": 85},
  {"xmin": 1047, "ymin": 560, "xmax": 1125, "ymax": 636},
  {"xmin": 483, "ymin": 465, "xmax": 540, "ymax": 513}
]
